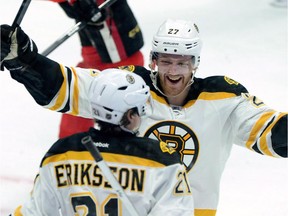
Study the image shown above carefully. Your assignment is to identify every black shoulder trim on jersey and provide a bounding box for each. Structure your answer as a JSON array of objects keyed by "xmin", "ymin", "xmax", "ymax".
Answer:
[
  {"xmin": 59, "ymin": 66, "xmax": 72, "ymax": 113},
  {"xmin": 88, "ymin": 128, "xmax": 181, "ymax": 166},
  {"xmin": 193, "ymin": 76, "xmax": 248, "ymax": 96},
  {"xmin": 186, "ymin": 76, "xmax": 248, "ymax": 101},
  {"xmin": 40, "ymin": 128, "xmax": 181, "ymax": 167},
  {"xmin": 271, "ymin": 114, "xmax": 288, "ymax": 157},
  {"xmin": 40, "ymin": 132, "xmax": 90, "ymax": 167}
]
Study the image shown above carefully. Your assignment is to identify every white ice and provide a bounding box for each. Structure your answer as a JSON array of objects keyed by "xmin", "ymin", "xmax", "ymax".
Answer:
[{"xmin": 0, "ymin": 0, "xmax": 287, "ymax": 215}]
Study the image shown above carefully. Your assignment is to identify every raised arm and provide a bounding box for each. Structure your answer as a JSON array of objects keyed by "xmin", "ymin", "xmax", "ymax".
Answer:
[
  {"xmin": 1, "ymin": 25, "xmax": 96, "ymax": 118},
  {"xmin": 1, "ymin": 25, "xmax": 63, "ymax": 105},
  {"xmin": 232, "ymin": 93, "xmax": 287, "ymax": 158}
]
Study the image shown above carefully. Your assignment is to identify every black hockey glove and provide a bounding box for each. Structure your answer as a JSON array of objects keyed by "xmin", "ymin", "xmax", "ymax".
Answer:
[
  {"xmin": 0, "ymin": 25, "xmax": 38, "ymax": 71},
  {"xmin": 58, "ymin": 0, "xmax": 107, "ymax": 30},
  {"xmin": 73, "ymin": 0, "xmax": 106, "ymax": 24}
]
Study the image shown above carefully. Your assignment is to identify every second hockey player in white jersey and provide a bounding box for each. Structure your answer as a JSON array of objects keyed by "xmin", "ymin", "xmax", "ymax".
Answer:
[{"xmin": 9, "ymin": 69, "xmax": 194, "ymax": 216}]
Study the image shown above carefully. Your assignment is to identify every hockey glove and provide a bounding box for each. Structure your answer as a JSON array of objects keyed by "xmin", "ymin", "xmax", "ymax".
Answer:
[
  {"xmin": 73, "ymin": 0, "xmax": 106, "ymax": 23},
  {"xmin": 0, "ymin": 25, "xmax": 38, "ymax": 71},
  {"xmin": 59, "ymin": 0, "xmax": 106, "ymax": 27}
]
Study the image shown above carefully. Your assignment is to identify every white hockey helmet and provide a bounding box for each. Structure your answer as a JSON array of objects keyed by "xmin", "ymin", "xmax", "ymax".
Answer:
[
  {"xmin": 151, "ymin": 19, "xmax": 202, "ymax": 68},
  {"xmin": 89, "ymin": 69, "xmax": 150, "ymax": 125}
]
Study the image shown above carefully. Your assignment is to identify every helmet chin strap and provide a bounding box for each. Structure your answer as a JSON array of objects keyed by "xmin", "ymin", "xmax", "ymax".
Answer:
[{"xmin": 150, "ymin": 68, "xmax": 197, "ymax": 99}]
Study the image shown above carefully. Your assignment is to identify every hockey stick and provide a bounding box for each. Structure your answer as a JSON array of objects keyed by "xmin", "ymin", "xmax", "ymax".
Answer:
[
  {"xmin": 1, "ymin": 0, "xmax": 32, "ymax": 71},
  {"xmin": 81, "ymin": 136, "xmax": 140, "ymax": 216},
  {"xmin": 11, "ymin": 0, "xmax": 32, "ymax": 31},
  {"xmin": 41, "ymin": 0, "xmax": 117, "ymax": 56}
]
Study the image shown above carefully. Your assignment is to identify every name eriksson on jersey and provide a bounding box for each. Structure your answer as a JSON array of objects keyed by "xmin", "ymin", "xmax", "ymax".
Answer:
[{"xmin": 54, "ymin": 163, "xmax": 145, "ymax": 192}]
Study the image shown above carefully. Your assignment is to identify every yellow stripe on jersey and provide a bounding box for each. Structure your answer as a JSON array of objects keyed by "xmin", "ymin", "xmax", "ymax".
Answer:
[
  {"xmin": 42, "ymin": 151, "xmax": 166, "ymax": 168},
  {"xmin": 150, "ymin": 90, "xmax": 237, "ymax": 107},
  {"xmin": 102, "ymin": 152, "xmax": 165, "ymax": 167},
  {"xmin": 49, "ymin": 64, "xmax": 68, "ymax": 111},
  {"xmin": 184, "ymin": 92, "xmax": 236, "ymax": 108},
  {"xmin": 13, "ymin": 205, "xmax": 23, "ymax": 216},
  {"xmin": 259, "ymin": 112, "xmax": 287, "ymax": 156},
  {"xmin": 70, "ymin": 67, "xmax": 79, "ymax": 115},
  {"xmin": 245, "ymin": 111, "xmax": 276, "ymax": 150},
  {"xmin": 194, "ymin": 208, "xmax": 216, "ymax": 216},
  {"xmin": 197, "ymin": 92, "xmax": 236, "ymax": 100},
  {"xmin": 183, "ymin": 99, "xmax": 197, "ymax": 108},
  {"xmin": 150, "ymin": 91, "xmax": 168, "ymax": 105}
]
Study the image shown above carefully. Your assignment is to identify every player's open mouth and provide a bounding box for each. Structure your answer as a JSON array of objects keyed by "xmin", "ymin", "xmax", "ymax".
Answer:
[{"xmin": 166, "ymin": 76, "xmax": 182, "ymax": 84}]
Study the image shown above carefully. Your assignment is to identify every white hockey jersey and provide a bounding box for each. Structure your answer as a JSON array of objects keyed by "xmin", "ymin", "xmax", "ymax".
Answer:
[
  {"xmin": 13, "ymin": 63, "xmax": 287, "ymax": 216},
  {"xmin": 11, "ymin": 128, "xmax": 194, "ymax": 216}
]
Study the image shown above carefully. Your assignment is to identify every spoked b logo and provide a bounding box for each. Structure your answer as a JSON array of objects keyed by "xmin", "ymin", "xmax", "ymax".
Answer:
[{"xmin": 144, "ymin": 121, "xmax": 199, "ymax": 172}]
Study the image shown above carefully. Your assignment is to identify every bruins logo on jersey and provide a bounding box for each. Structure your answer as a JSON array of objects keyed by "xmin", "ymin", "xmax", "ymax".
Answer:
[
  {"xmin": 118, "ymin": 65, "xmax": 135, "ymax": 72},
  {"xmin": 160, "ymin": 141, "xmax": 176, "ymax": 154},
  {"xmin": 144, "ymin": 121, "xmax": 199, "ymax": 172}
]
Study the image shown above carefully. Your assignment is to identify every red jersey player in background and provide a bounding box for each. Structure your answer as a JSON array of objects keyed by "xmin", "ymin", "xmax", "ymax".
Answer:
[{"xmin": 51, "ymin": 0, "xmax": 144, "ymax": 138}]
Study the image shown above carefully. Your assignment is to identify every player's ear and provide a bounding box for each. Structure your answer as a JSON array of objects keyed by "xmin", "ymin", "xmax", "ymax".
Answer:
[
  {"xmin": 127, "ymin": 108, "xmax": 140, "ymax": 122},
  {"xmin": 126, "ymin": 109, "xmax": 135, "ymax": 121}
]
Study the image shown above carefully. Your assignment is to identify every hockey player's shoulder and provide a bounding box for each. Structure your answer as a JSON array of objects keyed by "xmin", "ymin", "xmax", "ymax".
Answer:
[
  {"xmin": 196, "ymin": 75, "xmax": 248, "ymax": 96},
  {"xmin": 51, "ymin": 132, "xmax": 88, "ymax": 152},
  {"xmin": 40, "ymin": 132, "xmax": 89, "ymax": 167}
]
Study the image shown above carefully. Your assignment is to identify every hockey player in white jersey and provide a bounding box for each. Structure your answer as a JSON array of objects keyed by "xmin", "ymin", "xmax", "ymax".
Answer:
[
  {"xmin": 8, "ymin": 69, "xmax": 194, "ymax": 216},
  {"xmin": 1, "ymin": 19, "xmax": 287, "ymax": 216}
]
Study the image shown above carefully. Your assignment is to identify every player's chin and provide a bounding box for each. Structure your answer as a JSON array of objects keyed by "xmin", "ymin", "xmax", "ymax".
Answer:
[{"xmin": 165, "ymin": 84, "xmax": 186, "ymax": 96}]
